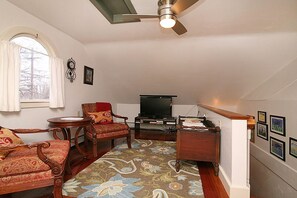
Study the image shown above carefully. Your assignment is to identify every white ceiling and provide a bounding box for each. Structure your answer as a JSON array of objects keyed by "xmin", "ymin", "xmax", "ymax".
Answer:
[
  {"xmin": 7, "ymin": 0, "xmax": 297, "ymax": 43},
  {"xmin": 7, "ymin": 0, "xmax": 297, "ymax": 106}
]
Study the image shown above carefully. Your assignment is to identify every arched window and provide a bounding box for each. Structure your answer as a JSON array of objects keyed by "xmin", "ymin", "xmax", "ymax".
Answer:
[
  {"xmin": 11, "ymin": 35, "xmax": 50, "ymax": 102},
  {"xmin": 1, "ymin": 28, "xmax": 64, "ymax": 111}
]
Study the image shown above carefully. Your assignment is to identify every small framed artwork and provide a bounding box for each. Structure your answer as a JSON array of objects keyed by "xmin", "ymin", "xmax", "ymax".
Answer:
[
  {"xmin": 289, "ymin": 137, "xmax": 297, "ymax": 158},
  {"xmin": 270, "ymin": 115, "xmax": 286, "ymax": 136},
  {"xmin": 84, "ymin": 66, "xmax": 94, "ymax": 85},
  {"xmin": 270, "ymin": 137, "xmax": 285, "ymax": 161},
  {"xmin": 257, "ymin": 122, "xmax": 268, "ymax": 140},
  {"xmin": 258, "ymin": 111, "xmax": 266, "ymax": 123}
]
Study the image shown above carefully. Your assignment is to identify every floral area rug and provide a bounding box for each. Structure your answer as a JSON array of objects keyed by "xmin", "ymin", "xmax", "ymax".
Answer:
[{"xmin": 62, "ymin": 139, "xmax": 204, "ymax": 198}]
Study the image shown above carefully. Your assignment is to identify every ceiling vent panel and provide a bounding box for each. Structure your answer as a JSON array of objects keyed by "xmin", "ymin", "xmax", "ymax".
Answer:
[{"xmin": 90, "ymin": 0, "xmax": 140, "ymax": 24}]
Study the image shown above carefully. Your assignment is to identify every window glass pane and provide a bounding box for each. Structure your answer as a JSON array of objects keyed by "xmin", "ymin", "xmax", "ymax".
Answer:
[
  {"xmin": 11, "ymin": 36, "xmax": 50, "ymax": 101},
  {"xmin": 11, "ymin": 36, "xmax": 47, "ymax": 54}
]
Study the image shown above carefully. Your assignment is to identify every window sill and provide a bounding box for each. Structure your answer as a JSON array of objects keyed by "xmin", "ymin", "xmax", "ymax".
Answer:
[{"xmin": 21, "ymin": 102, "xmax": 49, "ymax": 109}]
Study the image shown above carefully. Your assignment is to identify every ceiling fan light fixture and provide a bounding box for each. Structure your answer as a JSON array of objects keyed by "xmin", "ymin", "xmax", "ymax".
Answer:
[{"xmin": 160, "ymin": 15, "xmax": 176, "ymax": 28}]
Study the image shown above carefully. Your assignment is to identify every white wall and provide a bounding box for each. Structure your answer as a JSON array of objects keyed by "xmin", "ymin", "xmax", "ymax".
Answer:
[
  {"xmin": 0, "ymin": 1, "xmax": 113, "ymax": 142},
  {"xmin": 237, "ymin": 57, "xmax": 297, "ymax": 197},
  {"xmin": 198, "ymin": 106, "xmax": 250, "ymax": 198},
  {"xmin": 238, "ymin": 99, "xmax": 297, "ymax": 198}
]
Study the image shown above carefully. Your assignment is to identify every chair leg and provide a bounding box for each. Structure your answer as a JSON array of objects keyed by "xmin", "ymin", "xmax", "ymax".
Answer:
[
  {"xmin": 92, "ymin": 138, "xmax": 98, "ymax": 158},
  {"xmin": 111, "ymin": 139, "xmax": 115, "ymax": 148},
  {"xmin": 53, "ymin": 176, "xmax": 63, "ymax": 198},
  {"xmin": 127, "ymin": 135, "xmax": 131, "ymax": 149},
  {"xmin": 65, "ymin": 157, "xmax": 72, "ymax": 176}
]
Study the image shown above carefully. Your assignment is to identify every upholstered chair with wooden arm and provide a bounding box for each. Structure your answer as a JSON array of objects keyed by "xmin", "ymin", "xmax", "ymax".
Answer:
[
  {"xmin": 82, "ymin": 102, "xmax": 131, "ymax": 157},
  {"xmin": 0, "ymin": 127, "xmax": 70, "ymax": 198}
]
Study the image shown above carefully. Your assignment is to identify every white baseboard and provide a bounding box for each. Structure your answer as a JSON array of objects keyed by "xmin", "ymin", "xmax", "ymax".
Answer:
[{"xmin": 219, "ymin": 165, "xmax": 250, "ymax": 198}]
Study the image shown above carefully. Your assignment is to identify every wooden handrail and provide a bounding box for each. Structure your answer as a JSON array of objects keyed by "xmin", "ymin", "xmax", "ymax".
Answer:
[{"xmin": 198, "ymin": 104, "xmax": 250, "ymax": 120}]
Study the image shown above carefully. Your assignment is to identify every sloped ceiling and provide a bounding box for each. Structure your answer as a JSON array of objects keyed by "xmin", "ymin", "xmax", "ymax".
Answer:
[
  {"xmin": 244, "ymin": 58, "xmax": 297, "ymax": 101},
  {"xmin": 7, "ymin": 0, "xmax": 297, "ymax": 106}
]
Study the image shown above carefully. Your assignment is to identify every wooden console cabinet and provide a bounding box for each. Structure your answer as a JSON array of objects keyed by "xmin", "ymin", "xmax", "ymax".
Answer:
[{"xmin": 176, "ymin": 125, "xmax": 221, "ymax": 176}]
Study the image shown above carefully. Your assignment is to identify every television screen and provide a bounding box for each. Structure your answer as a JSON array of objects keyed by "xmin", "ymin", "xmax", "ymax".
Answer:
[{"xmin": 140, "ymin": 95, "xmax": 175, "ymax": 119}]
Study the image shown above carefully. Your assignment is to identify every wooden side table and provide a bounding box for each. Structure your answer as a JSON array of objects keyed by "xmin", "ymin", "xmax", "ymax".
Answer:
[
  {"xmin": 176, "ymin": 125, "xmax": 221, "ymax": 176},
  {"xmin": 47, "ymin": 116, "xmax": 92, "ymax": 159}
]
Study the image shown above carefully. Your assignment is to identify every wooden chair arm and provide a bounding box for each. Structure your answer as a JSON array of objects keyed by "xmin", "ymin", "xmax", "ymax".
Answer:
[
  {"xmin": 9, "ymin": 128, "xmax": 50, "ymax": 134},
  {"xmin": 8, "ymin": 127, "xmax": 62, "ymax": 135},
  {"xmin": 33, "ymin": 141, "xmax": 63, "ymax": 176},
  {"xmin": 112, "ymin": 113, "xmax": 128, "ymax": 120},
  {"xmin": 111, "ymin": 113, "xmax": 128, "ymax": 125},
  {"xmin": 113, "ymin": 114, "xmax": 128, "ymax": 120}
]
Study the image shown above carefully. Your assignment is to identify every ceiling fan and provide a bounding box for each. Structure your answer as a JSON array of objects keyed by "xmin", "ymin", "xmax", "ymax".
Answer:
[{"xmin": 113, "ymin": 0, "xmax": 199, "ymax": 35}]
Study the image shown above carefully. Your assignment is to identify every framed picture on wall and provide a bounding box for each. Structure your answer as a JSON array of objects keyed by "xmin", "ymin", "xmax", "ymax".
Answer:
[
  {"xmin": 289, "ymin": 137, "xmax": 297, "ymax": 158},
  {"xmin": 257, "ymin": 122, "xmax": 268, "ymax": 140},
  {"xmin": 84, "ymin": 66, "xmax": 94, "ymax": 85},
  {"xmin": 270, "ymin": 137, "xmax": 285, "ymax": 161},
  {"xmin": 257, "ymin": 111, "xmax": 266, "ymax": 123},
  {"xmin": 270, "ymin": 115, "xmax": 286, "ymax": 136}
]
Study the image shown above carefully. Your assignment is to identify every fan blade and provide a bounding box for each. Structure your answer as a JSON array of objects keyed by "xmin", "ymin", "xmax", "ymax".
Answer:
[
  {"xmin": 171, "ymin": 0, "xmax": 199, "ymax": 14},
  {"xmin": 113, "ymin": 14, "xmax": 159, "ymax": 23},
  {"xmin": 172, "ymin": 20, "xmax": 187, "ymax": 35}
]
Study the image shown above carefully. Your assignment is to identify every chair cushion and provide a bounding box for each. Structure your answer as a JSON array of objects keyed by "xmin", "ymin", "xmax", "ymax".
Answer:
[
  {"xmin": 92, "ymin": 123, "xmax": 129, "ymax": 133},
  {"xmin": 0, "ymin": 128, "xmax": 24, "ymax": 160},
  {"xmin": 0, "ymin": 140, "xmax": 69, "ymax": 177},
  {"xmin": 87, "ymin": 110, "xmax": 113, "ymax": 124}
]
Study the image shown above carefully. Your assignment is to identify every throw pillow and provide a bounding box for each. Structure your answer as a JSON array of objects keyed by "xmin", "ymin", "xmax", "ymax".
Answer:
[
  {"xmin": 0, "ymin": 128, "xmax": 24, "ymax": 160},
  {"xmin": 87, "ymin": 110, "xmax": 113, "ymax": 124}
]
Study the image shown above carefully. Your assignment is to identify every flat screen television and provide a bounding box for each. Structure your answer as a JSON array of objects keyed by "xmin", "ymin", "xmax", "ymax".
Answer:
[{"xmin": 140, "ymin": 95, "xmax": 176, "ymax": 119}]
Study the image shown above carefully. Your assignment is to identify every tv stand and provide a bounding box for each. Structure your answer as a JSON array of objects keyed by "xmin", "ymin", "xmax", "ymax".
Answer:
[{"xmin": 134, "ymin": 116, "xmax": 177, "ymax": 133}]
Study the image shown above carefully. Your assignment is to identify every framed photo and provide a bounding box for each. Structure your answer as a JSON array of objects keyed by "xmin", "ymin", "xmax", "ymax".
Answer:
[
  {"xmin": 289, "ymin": 137, "xmax": 297, "ymax": 158},
  {"xmin": 84, "ymin": 66, "xmax": 94, "ymax": 85},
  {"xmin": 258, "ymin": 111, "xmax": 266, "ymax": 123},
  {"xmin": 270, "ymin": 115, "xmax": 286, "ymax": 136},
  {"xmin": 270, "ymin": 137, "xmax": 285, "ymax": 161},
  {"xmin": 257, "ymin": 122, "xmax": 268, "ymax": 140}
]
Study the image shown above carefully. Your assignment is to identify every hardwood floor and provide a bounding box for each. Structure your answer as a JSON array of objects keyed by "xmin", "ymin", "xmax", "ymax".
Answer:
[
  {"xmin": 198, "ymin": 162, "xmax": 229, "ymax": 198},
  {"xmin": 1, "ymin": 130, "xmax": 229, "ymax": 198}
]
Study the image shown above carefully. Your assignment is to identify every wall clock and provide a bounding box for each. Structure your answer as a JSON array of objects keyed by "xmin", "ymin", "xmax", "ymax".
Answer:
[
  {"xmin": 66, "ymin": 57, "xmax": 76, "ymax": 82},
  {"xmin": 67, "ymin": 58, "xmax": 76, "ymax": 70}
]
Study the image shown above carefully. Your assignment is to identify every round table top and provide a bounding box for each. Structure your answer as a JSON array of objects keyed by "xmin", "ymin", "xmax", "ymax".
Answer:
[{"xmin": 47, "ymin": 116, "xmax": 92, "ymax": 128}]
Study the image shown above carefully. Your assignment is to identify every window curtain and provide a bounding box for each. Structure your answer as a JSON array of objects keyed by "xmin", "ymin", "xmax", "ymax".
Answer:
[
  {"xmin": 0, "ymin": 41, "xmax": 21, "ymax": 112},
  {"xmin": 49, "ymin": 57, "xmax": 65, "ymax": 108}
]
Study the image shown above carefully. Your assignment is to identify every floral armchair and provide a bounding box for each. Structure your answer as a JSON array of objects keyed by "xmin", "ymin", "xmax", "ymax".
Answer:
[
  {"xmin": 82, "ymin": 102, "xmax": 131, "ymax": 157},
  {"xmin": 0, "ymin": 126, "xmax": 70, "ymax": 198}
]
